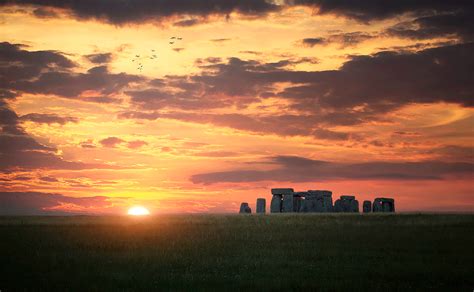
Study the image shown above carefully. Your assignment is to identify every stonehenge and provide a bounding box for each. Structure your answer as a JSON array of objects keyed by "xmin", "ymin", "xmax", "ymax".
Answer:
[
  {"xmin": 239, "ymin": 188, "xmax": 396, "ymax": 214},
  {"xmin": 256, "ymin": 198, "xmax": 266, "ymax": 214},
  {"xmin": 239, "ymin": 202, "xmax": 251, "ymax": 214}
]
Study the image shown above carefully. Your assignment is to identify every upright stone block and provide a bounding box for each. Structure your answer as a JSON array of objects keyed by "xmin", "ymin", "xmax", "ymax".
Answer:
[
  {"xmin": 256, "ymin": 198, "xmax": 266, "ymax": 214},
  {"xmin": 373, "ymin": 198, "xmax": 395, "ymax": 213},
  {"xmin": 334, "ymin": 199, "xmax": 342, "ymax": 212},
  {"xmin": 282, "ymin": 194, "xmax": 295, "ymax": 212},
  {"xmin": 363, "ymin": 200, "xmax": 372, "ymax": 213},
  {"xmin": 334, "ymin": 195, "xmax": 359, "ymax": 212},
  {"xmin": 239, "ymin": 202, "xmax": 251, "ymax": 214},
  {"xmin": 270, "ymin": 195, "xmax": 282, "ymax": 213},
  {"xmin": 322, "ymin": 192, "xmax": 333, "ymax": 212},
  {"xmin": 294, "ymin": 196, "xmax": 303, "ymax": 212},
  {"xmin": 351, "ymin": 200, "xmax": 359, "ymax": 213},
  {"xmin": 389, "ymin": 199, "xmax": 396, "ymax": 212},
  {"xmin": 299, "ymin": 199, "xmax": 308, "ymax": 212},
  {"xmin": 373, "ymin": 198, "xmax": 383, "ymax": 212}
]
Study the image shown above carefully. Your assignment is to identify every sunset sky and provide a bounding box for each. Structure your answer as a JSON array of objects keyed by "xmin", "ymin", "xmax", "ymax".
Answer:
[{"xmin": 1, "ymin": 1, "xmax": 473, "ymax": 215}]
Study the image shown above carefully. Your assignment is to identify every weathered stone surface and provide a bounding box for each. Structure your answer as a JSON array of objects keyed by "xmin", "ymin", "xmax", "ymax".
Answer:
[
  {"xmin": 351, "ymin": 200, "xmax": 359, "ymax": 213},
  {"xmin": 282, "ymin": 194, "xmax": 295, "ymax": 212},
  {"xmin": 363, "ymin": 200, "xmax": 372, "ymax": 213},
  {"xmin": 239, "ymin": 202, "xmax": 251, "ymax": 214},
  {"xmin": 305, "ymin": 190, "xmax": 333, "ymax": 212},
  {"xmin": 299, "ymin": 199, "xmax": 308, "ymax": 212},
  {"xmin": 294, "ymin": 196, "xmax": 303, "ymax": 212},
  {"xmin": 271, "ymin": 188, "xmax": 294, "ymax": 195},
  {"xmin": 270, "ymin": 194, "xmax": 282, "ymax": 213},
  {"xmin": 372, "ymin": 198, "xmax": 382, "ymax": 212},
  {"xmin": 334, "ymin": 199, "xmax": 342, "ymax": 212},
  {"xmin": 256, "ymin": 198, "xmax": 266, "ymax": 214},
  {"xmin": 372, "ymin": 197, "xmax": 395, "ymax": 212},
  {"xmin": 334, "ymin": 195, "xmax": 359, "ymax": 212}
]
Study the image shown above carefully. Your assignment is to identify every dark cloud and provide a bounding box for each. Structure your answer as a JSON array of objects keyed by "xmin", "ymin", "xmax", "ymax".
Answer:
[
  {"xmin": 428, "ymin": 145, "xmax": 474, "ymax": 163},
  {"xmin": 302, "ymin": 32, "xmax": 374, "ymax": 48},
  {"xmin": 1, "ymin": 42, "xmax": 141, "ymax": 102},
  {"xmin": 0, "ymin": 0, "xmax": 280, "ymax": 25},
  {"xmin": 32, "ymin": 7, "xmax": 58, "ymax": 18},
  {"xmin": 39, "ymin": 176, "xmax": 59, "ymax": 182},
  {"xmin": 386, "ymin": 11, "xmax": 474, "ymax": 42},
  {"xmin": 161, "ymin": 112, "xmax": 352, "ymax": 140},
  {"xmin": 13, "ymin": 65, "xmax": 141, "ymax": 98},
  {"xmin": 173, "ymin": 48, "xmax": 185, "ymax": 53},
  {"xmin": 294, "ymin": 1, "xmax": 473, "ymax": 43},
  {"xmin": 0, "ymin": 41, "xmax": 74, "ymax": 69},
  {"xmin": 81, "ymin": 96, "xmax": 122, "ymax": 104},
  {"xmin": 125, "ymin": 56, "xmax": 318, "ymax": 111},
  {"xmin": 12, "ymin": 175, "xmax": 34, "ymax": 181},
  {"xmin": 0, "ymin": 105, "xmax": 117, "ymax": 171},
  {"xmin": 85, "ymin": 52, "xmax": 112, "ymax": 64},
  {"xmin": 301, "ymin": 37, "xmax": 325, "ymax": 47},
  {"xmin": 20, "ymin": 113, "xmax": 78, "ymax": 125},
  {"xmin": 191, "ymin": 155, "xmax": 474, "ymax": 184},
  {"xmin": 120, "ymin": 43, "xmax": 473, "ymax": 140},
  {"xmin": 174, "ymin": 18, "xmax": 201, "ymax": 27},
  {"xmin": 239, "ymin": 50, "xmax": 262, "ymax": 55},
  {"xmin": 0, "ymin": 191, "xmax": 126, "ymax": 215},
  {"xmin": 99, "ymin": 136, "xmax": 125, "ymax": 148},
  {"xmin": 291, "ymin": 1, "xmax": 473, "ymax": 22}
]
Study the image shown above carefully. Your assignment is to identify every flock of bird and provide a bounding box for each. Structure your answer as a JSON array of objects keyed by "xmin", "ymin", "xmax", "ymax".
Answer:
[{"xmin": 132, "ymin": 36, "xmax": 183, "ymax": 71}]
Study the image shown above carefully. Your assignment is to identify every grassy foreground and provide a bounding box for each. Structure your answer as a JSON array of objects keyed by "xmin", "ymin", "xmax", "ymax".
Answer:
[{"xmin": 1, "ymin": 214, "xmax": 473, "ymax": 291}]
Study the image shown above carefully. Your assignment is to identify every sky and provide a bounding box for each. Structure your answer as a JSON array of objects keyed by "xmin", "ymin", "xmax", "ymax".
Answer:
[{"xmin": 0, "ymin": 0, "xmax": 473, "ymax": 215}]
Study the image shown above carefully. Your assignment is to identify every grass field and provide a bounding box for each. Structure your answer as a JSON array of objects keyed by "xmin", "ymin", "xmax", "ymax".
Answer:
[{"xmin": 1, "ymin": 214, "xmax": 473, "ymax": 291}]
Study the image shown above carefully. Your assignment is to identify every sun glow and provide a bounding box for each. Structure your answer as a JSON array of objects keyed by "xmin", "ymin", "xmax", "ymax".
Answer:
[{"xmin": 127, "ymin": 206, "xmax": 150, "ymax": 216}]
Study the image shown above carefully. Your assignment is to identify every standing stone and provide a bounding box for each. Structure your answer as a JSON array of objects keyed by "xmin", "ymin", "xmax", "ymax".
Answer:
[
  {"xmin": 363, "ymin": 200, "xmax": 372, "ymax": 213},
  {"xmin": 373, "ymin": 198, "xmax": 395, "ymax": 213},
  {"xmin": 321, "ymin": 191, "xmax": 333, "ymax": 212},
  {"xmin": 334, "ymin": 199, "xmax": 342, "ymax": 212},
  {"xmin": 270, "ymin": 195, "xmax": 282, "ymax": 213},
  {"xmin": 282, "ymin": 194, "xmax": 295, "ymax": 212},
  {"xmin": 256, "ymin": 198, "xmax": 266, "ymax": 214},
  {"xmin": 308, "ymin": 190, "xmax": 334, "ymax": 212},
  {"xmin": 239, "ymin": 202, "xmax": 251, "ymax": 214},
  {"xmin": 389, "ymin": 199, "xmax": 395, "ymax": 212},
  {"xmin": 299, "ymin": 199, "xmax": 308, "ymax": 212},
  {"xmin": 334, "ymin": 195, "xmax": 359, "ymax": 212},
  {"xmin": 294, "ymin": 196, "xmax": 303, "ymax": 212},
  {"xmin": 351, "ymin": 200, "xmax": 359, "ymax": 213},
  {"xmin": 373, "ymin": 198, "xmax": 383, "ymax": 212}
]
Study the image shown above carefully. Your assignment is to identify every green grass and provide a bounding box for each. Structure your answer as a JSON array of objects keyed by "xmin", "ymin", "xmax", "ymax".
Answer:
[{"xmin": 1, "ymin": 214, "xmax": 473, "ymax": 291}]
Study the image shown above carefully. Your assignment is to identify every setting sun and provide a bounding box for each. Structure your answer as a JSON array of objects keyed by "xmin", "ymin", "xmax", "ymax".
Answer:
[{"xmin": 127, "ymin": 206, "xmax": 150, "ymax": 216}]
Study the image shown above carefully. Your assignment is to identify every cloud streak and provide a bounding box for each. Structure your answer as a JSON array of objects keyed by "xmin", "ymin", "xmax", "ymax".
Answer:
[
  {"xmin": 0, "ymin": 191, "xmax": 128, "ymax": 215},
  {"xmin": 191, "ymin": 155, "xmax": 474, "ymax": 184}
]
